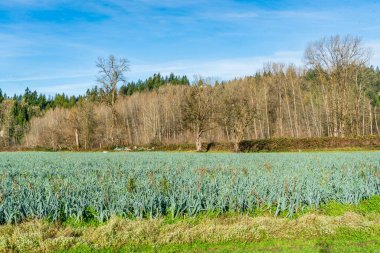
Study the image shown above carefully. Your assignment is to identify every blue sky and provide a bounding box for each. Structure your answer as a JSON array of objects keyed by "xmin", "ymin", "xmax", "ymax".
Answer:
[{"xmin": 1, "ymin": 0, "xmax": 380, "ymax": 95}]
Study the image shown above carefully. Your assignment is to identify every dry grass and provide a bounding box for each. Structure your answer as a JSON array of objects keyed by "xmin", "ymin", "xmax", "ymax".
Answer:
[{"xmin": 0, "ymin": 212, "xmax": 379, "ymax": 253}]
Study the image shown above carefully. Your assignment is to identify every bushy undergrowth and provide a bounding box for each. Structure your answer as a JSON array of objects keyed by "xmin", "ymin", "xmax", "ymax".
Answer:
[{"xmin": 150, "ymin": 136, "xmax": 380, "ymax": 152}]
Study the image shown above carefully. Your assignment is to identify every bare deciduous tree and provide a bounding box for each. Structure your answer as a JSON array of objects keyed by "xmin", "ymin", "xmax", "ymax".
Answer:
[
  {"xmin": 304, "ymin": 35, "xmax": 372, "ymax": 137},
  {"xmin": 181, "ymin": 82, "xmax": 215, "ymax": 151},
  {"xmin": 96, "ymin": 55, "xmax": 129, "ymax": 142},
  {"xmin": 97, "ymin": 55, "xmax": 130, "ymax": 106},
  {"xmin": 219, "ymin": 83, "xmax": 256, "ymax": 152},
  {"xmin": 19, "ymin": 37, "xmax": 380, "ymax": 150}
]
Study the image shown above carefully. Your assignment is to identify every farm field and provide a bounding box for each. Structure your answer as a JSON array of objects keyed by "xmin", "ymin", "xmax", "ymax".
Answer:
[{"xmin": 0, "ymin": 151, "xmax": 379, "ymax": 252}]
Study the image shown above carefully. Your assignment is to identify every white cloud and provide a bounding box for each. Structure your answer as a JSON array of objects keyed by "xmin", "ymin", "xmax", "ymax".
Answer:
[
  {"xmin": 0, "ymin": 72, "xmax": 95, "ymax": 83},
  {"xmin": 0, "ymin": 33, "xmax": 39, "ymax": 57},
  {"xmin": 0, "ymin": 0, "xmax": 68, "ymax": 8},
  {"xmin": 129, "ymin": 50, "xmax": 303, "ymax": 81},
  {"xmin": 197, "ymin": 11, "xmax": 258, "ymax": 22},
  {"xmin": 132, "ymin": 0, "xmax": 201, "ymax": 8},
  {"xmin": 365, "ymin": 41, "xmax": 380, "ymax": 67},
  {"xmin": 267, "ymin": 10, "xmax": 333, "ymax": 20},
  {"xmin": 226, "ymin": 12, "xmax": 258, "ymax": 19},
  {"xmin": 34, "ymin": 83, "xmax": 92, "ymax": 95},
  {"xmin": 0, "ymin": 50, "xmax": 304, "ymax": 95}
]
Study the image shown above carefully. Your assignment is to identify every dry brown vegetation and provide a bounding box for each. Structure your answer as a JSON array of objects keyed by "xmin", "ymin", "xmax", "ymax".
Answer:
[
  {"xmin": 0, "ymin": 212, "xmax": 379, "ymax": 253},
  {"xmin": 23, "ymin": 63, "xmax": 380, "ymax": 151}
]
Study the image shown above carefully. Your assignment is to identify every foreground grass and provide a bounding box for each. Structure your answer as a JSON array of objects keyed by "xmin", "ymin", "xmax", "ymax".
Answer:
[
  {"xmin": 0, "ymin": 210, "xmax": 379, "ymax": 253},
  {"xmin": 1, "ymin": 197, "xmax": 379, "ymax": 252},
  {"xmin": 57, "ymin": 238, "xmax": 380, "ymax": 253}
]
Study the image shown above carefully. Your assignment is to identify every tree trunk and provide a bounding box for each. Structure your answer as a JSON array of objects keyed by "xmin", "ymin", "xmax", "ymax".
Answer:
[
  {"xmin": 291, "ymin": 78, "xmax": 299, "ymax": 137},
  {"xmin": 374, "ymin": 107, "xmax": 379, "ymax": 135},
  {"xmin": 196, "ymin": 133, "xmax": 202, "ymax": 152},
  {"xmin": 264, "ymin": 82, "xmax": 270, "ymax": 138},
  {"xmin": 321, "ymin": 84, "xmax": 331, "ymax": 136},
  {"xmin": 233, "ymin": 140, "xmax": 240, "ymax": 153},
  {"xmin": 369, "ymin": 103, "xmax": 373, "ymax": 135},
  {"xmin": 278, "ymin": 83, "xmax": 283, "ymax": 136},
  {"xmin": 362, "ymin": 101, "xmax": 365, "ymax": 136},
  {"xmin": 74, "ymin": 128, "xmax": 79, "ymax": 149}
]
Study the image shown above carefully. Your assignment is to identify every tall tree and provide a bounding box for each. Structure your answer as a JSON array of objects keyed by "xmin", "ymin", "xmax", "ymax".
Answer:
[
  {"xmin": 0, "ymin": 89, "xmax": 4, "ymax": 103},
  {"xmin": 304, "ymin": 34, "xmax": 372, "ymax": 136},
  {"xmin": 181, "ymin": 82, "xmax": 215, "ymax": 151},
  {"xmin": 97, "ymin": 55, "xmax": 129, "ymax": 107},
  {"xmin": 96, "ymin": 55, "xmax": 129, "ymax": 142},
  {"xmin": 219, "ymin": 83, "xmax": 256, "ymax": 152}
]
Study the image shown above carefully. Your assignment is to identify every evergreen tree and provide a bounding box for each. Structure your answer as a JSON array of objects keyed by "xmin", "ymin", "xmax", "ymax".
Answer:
[{"xmin": 0, "ymin": 89, "xmax": 4, "ymax": 103}]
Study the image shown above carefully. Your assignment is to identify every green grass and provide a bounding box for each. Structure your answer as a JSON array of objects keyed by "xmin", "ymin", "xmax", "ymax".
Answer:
[
  {"xmin": 54, "ymin": 225, "xmax": 380, "ymax": 252},
  {"xmin": 2, "ymin": 210, "xmax": 379, "ymax": 253},
  {"xmin": 321, "ymin": 195, "xmax": 380, "ymax": 216},
  {"xmin": 55, "ymin": 233, "xmax": 380, "ymax": 253}
]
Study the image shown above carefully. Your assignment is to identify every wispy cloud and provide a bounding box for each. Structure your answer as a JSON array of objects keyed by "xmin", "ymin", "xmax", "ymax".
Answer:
[
  {"xmin": 34, "ymin": 83, "xmax": 92, "ymax": 95},
  {"xmin": 0, "ymin": 72, "xmax": 94, "ymax": 83},
  {"xmin": 0, "ymin": 0, "xmax": 66, "ymax": 8},
  {"xmin": 1, "ymin": 0, "xmax": 379, "ymax": 95},
  {"xmin": 0, "ymin": 33, "xmax": 38, "ymax": 57},
  {"xmin": 196, "ymin": 11, "xmax": 258, "ymax": 22},
  {"xmin": 224, "ymin": 12, "xmax": 258, "ymax": 19},
  {"xmin": 130, "ymin": 50, "xmax": 303, "ymax": 81},
  {"xmin": 0, "ymin": 50, "xmax": 303, "ymax": 95},
  {"xmin": 267, "ymin": 10, "xmax": 334, "ymax": 20},
  {"xmin": 365, "ymin": 41, "xmax": 380, "ymax": 66},
  {"xmin": 202, "ymin": 9, "xmax": 333, "ymax": 22},
  {"xmin": 131, "ymin": 0, "xmax": 202, "ymax": 8}
]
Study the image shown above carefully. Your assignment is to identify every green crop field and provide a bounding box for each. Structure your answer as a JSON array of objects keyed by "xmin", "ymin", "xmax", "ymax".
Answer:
[
  {"xmin": 1, "ymin": 151, "xmax": 380, "ymax": 252},
  {"xmin": 0, "ymin": 151, "xmax": 379, "ymax": 224}
]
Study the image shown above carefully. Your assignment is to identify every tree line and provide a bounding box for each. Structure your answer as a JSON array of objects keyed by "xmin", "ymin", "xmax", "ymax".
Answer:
[
  {"xmin": 1, "ymin": 35, "xmax": 380, "ymax": 151},
  {"xmin": 0, "ymin": 70, "xmax": 189, "ymax": 147}
]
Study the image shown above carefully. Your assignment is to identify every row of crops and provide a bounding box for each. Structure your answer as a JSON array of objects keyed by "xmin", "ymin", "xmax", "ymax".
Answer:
[{"xmin": 0, "ymin": 152, "xmax": 379, "ymax": 223}]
